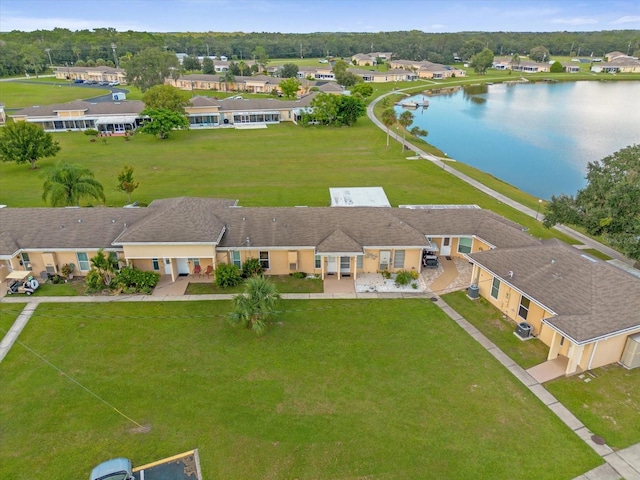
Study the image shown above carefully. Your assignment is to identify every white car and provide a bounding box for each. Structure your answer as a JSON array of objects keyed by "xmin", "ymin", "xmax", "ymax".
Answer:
[
  {"xmin": 108, "ymin": 81, "xmax": 120, "ymax": 86},
  {"xmin": 90, "ymin": 458, "xmax": 133, "ymax": 480}
]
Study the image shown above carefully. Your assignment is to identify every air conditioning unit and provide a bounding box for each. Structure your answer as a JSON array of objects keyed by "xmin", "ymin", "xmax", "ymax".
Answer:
[
  {"xmin": 24, "ymin": 262, "xmax": 33, "ymax": 271},
  {"xmin": 515, "ymin": 322, "xmax": 533, "ymax": 339}
]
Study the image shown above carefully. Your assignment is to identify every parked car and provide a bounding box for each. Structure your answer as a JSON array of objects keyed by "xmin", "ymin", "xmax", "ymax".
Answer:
[
  {"xmin": 98, "ymin": 81, "xmax": 109, "ymax": 85},
  {"xmin": 73, "ymin": 79, "xmax": 84, "ymax": 83},
  {"xmin": 84, "ymin": 80, "xmax": 95, "ymax": 85},
  {"xmin": 90, "ymin": 458, "xmax": 134, "ymax": 480},
  {"xmin": 108, "ymin": 81, "xmax": 120, "ymax": 86}
]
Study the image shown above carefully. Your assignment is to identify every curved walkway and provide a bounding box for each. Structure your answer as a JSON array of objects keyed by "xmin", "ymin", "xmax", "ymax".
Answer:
[{"xmin": 366, "ymin": 87, "xmax": 635, "ymax": 266}]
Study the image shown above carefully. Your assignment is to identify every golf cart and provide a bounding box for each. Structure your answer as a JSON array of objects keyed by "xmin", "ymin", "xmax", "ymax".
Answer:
[{"xmin": 6, "ymin": 270, "xmax": 39, "ymax": 295}]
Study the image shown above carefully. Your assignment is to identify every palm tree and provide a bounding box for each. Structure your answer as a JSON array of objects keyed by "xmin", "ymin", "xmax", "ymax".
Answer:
[
  {"xmin": 229, "ymin": 276, "xmax": 281, "ymax": 335},
  {"xmin": 219, "ymin": 70, "xmax": 235, "ymax": 92},
  {"xmin": 381, "ymin": 108, "xmax": 397, "ymax": 147},
  {"xmin": 42, "ymin": 162, "xmax": 105, "ymax": 207},
  {"xmin": 398, "ymin": 110, "xmax": 414, "ymax": 152}
]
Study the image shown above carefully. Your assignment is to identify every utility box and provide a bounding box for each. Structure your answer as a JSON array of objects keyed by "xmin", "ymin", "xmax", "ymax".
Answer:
[
  {"xmin": 515, "ymin": 322, "xmax": 533, "ymax": 339},
  {"xmin": 467, "ymin": 284, "xmax": 479, "ymax": 299},
  {"xmin": 620, "ymin": 333, "xmax": 640, "ymax": 369}
]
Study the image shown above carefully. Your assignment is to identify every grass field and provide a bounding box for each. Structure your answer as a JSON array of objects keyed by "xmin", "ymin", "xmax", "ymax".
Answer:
[
  {"xmin": 546, "ymin": 365, "xmax": 640, "ymax": 449},
  {"xmin": 0, "ymin": 81, "xmax": 110, "ymax": 109},
  {"xmin": 0, "ymin": 120, "xmax": 573, "ymax": 243},
  {"xmin": 0, "ymin": 304, "xmax": 24, "ymax": 334},
  {"xmin": 0, "ymin": 299, "xmax": 602, "ymax": 479}
]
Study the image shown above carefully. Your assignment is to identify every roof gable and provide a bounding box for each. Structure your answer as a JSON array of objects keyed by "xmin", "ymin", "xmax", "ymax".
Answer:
[{"xmin": 316, "ymin": 229, "xmax": 363, "ymax": 253}]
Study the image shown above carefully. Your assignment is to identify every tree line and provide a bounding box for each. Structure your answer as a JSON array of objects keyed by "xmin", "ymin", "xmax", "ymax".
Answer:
[{"xmin": 2, "ymin": 28, "xmax": 639, "ymax": 77}]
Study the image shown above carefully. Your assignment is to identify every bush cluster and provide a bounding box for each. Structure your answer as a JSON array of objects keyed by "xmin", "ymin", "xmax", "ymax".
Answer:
[{"xmin": 215, "ymin": 263, "xmax": 242, "ymax": 288}]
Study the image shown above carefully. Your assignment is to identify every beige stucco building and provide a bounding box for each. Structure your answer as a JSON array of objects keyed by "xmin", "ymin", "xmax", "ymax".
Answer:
[{"xmin": 2, "ymin": 198, "xmax": 638, "ymax": 375}]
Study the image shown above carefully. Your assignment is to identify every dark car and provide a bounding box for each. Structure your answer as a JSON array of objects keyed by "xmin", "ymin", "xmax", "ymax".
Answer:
[{"xmin": 74, "ymin": 79, "xmax": 84, "ymax": 83}]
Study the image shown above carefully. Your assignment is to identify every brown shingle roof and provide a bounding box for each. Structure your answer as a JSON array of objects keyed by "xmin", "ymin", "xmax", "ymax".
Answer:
[
  {"xmin": 317, "ymin": 229, "xmax": 363, "ymax": 253},
  {"xmin": 0, "ymin": 207, "xmax": 148, "ymax": 256},
  {"xmin": 115, "ymin": 197, "xmax": 237, "ymax": 244},
  {"xmin": 469, "ymin": 239, "xmax": 640, "ymax": 343}
]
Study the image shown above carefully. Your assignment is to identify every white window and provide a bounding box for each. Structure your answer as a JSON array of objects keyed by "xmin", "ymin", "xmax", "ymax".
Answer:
[
  {"xmin": 152, "ymin": 258, "xmax": 160, "ymax": 270},
  {"xmin": 490, "ymin": 277, "xmax": 500, "ymax": 299},
  {"xmin": 315, "ymin": 255, "xmax": 321, "ymax": 269},
  {"xmin": 189, "ymin": 258, "xmax": 200, "ymax": 267},
  {"xmin": 259, "ymin": 251, "xmax": 269, "ymax": 269},
  {"xmin": 356, "ymin": 255, "xmax": 363, "ymax": 269},
  {"xmin": 232, "ymin": 251, "xmax": 241, "ymax": 268},
  {"xmin": 76, "ymin": 252, "xmax": 90, "ymax": 271},
  {"xmin": 393, "ymin": 250, "xmax": 405, "ymax": 269},
  {"xmin": 458, "ymin": 237, "xmax": 473, "ymax": 254}
]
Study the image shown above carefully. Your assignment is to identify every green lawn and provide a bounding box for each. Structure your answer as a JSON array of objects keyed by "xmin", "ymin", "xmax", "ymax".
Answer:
[
  {"xmin": 185, "ymin": 275, "xmax": 323, "ymax": 294},
  {"xmin": 0, "ymin": 81, "xmax": 110, "ymax": 109},
  {"xmin": 441, "ymin": 291, "xmax": 549, "ymax": 369},
  {"xmin": 0, "ymin": 122, "xmax": 573, "ymax": 243},
  {"xmin": 0, "ymin": 299, "xmax": 601, "ymax": 479},
  {"xmin": 546, "ymin": 365, "xmax": 640, "ymax": 449},
  {"xmin": 32, "ymin": 280, "xmax": 82, "ymax": 296},
  {"xmin": 0, "ymin": 303, "xmax": 25, "ymax": 334}
]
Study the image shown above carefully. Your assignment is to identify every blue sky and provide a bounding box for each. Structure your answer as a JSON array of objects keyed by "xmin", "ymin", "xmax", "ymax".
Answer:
[{"xmin": 1, "ymin": 0, "xmax": 639, "ymax": 33}]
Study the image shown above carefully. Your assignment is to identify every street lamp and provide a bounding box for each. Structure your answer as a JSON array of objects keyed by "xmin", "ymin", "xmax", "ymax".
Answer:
[{"xmin": 535, "ymin": 199, "xmax": 543, "ymax": 220}]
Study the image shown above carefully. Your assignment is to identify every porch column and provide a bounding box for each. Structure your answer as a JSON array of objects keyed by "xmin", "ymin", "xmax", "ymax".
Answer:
[
  {"xmin": 321, "ymin": 256, "xmax": 325, "ymax": 280},
  {"xmin": 548, "ymin": 331, "xmax": 562, "ymax": 360},
  {"xmin": 354, "ymin": 256, "xmax": 357, "ymax": 281},
  {"xmin": 169, "ymin": 258, "xmax": 178, "ymax": 282},
  {"xmin": 566, "ymin": 344, "xmax": 585, "ymax": 375}
]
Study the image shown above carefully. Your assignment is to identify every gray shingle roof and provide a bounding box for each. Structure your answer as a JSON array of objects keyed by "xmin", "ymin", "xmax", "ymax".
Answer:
[
  {"xmin": 0, "ymin": 207, "xmax": 148, "ymax": 255},
  {"xmin": 13, "ymin": 100, "xmax": 145, "ymax": 117},
  {"xmin": 469, "ymin": 239, "xmax": 640, "ymax": 343},
  {"xmin": 114, "ymin": 197, "xmax": 237, "ymax": 244}
]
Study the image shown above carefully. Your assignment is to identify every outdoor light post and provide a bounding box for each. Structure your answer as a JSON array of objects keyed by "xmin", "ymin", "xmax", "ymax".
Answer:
[{"xmin": 536, "ymin": 199, "xmax": 543, "ymax": 220}]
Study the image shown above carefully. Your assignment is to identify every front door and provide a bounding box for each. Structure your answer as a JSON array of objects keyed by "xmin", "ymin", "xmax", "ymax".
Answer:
[
  {"xmin": 440, "ymin": 237, "xmax": 452, "ymax": 256},
  {"xmin": 379, "ymin": 250, "xmax": 391, "ymax": 270},
  {"xmin": 164, "ymin": 259, "xmax": 172, "ymax": 275},
  {"xmin": 340, "ymin": 256, "xmax": 351, "ymax": 276},
  {"xmin": 327, "ymin": 256, "xmax": 337, "ymax": 274},
  {"xmin": 177, "ymin": 258, "xmax": 190, "ymax": 275}
]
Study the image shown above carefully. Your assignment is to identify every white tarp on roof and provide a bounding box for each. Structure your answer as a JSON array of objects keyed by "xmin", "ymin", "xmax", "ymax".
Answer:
[
  {"xmin": 95, "ymin": 116, "xmax": 138, "ymax": 125},
  {"xmin": 330, "ymin": 187, "xmax": 391, "ymax": 207}
]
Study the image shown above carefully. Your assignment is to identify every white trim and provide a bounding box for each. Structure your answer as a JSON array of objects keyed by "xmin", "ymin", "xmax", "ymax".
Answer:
[
  {"xmin": 542, "ymin": 320, "xmax": 640, "ymax": 346},
  {"xmin": 588, "ymin": 341, "xmax": 598, "ymax": 370}
]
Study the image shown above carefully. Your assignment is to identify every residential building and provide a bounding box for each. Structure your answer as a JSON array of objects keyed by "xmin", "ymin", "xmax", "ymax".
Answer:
[
  {"xmin": 2, "ymin": 197, "xmax": 638, "ymax": 374},
  {"xmin": 387, "ymin": 59, "xmax": 465, "ymax": 79},
  {"xmin": 2, "ymin": 197, "xmax": 638, "ymax": 375},
  {"xmin": 10, "ymin": 100, "xmax": 145, "ymax": 133},
  {"xmin": 53, "ymin": 66, "xmax": 127, "ymax": 84}
]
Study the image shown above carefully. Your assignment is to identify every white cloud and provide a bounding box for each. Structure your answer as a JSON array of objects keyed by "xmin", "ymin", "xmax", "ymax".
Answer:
[
  {"xmin": 610, "ymin": 15, "xmax": 640, "ymax": 25},
  {"xmin": 1, "ymin": 15, "xmax": 149, "ymax": 32},
  {"xmin": 550, "ymin": 17, "xmax": 598, "ymax": 26}
]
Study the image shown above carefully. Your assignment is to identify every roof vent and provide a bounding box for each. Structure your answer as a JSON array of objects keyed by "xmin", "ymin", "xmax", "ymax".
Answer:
[
  {"xmin": 551, "ymin": 259, "xmax": 556, "ymax": 264},
  {"xmin": 112, "ymin": 219, "xmax": 116, "ymax": 223},
  {"xmin": 272, "ymin": 218, "xmax": 276, "ymax": 222},
  {"xmin": 78, "ymin": 219, "xmax": 82, "ymax": 223},
  {"xmin": 508, "ymin": 270, "xmax": 514, "ymax": 278},
  {"xmin": 246, "ymin": 236, "xmax": 251, "ymax": 246}
]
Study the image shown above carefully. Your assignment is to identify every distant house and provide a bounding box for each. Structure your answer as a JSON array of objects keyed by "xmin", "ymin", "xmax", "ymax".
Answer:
[
  {"xmin": 591, "ymin": 56, "xmax": 640, "ymax": 73},
  {"xmin": 53, "ymin": 66, "xmax": 127, "ymax": 84},
  {"xmin": 388, "ymin": 59, "xmax": 465, "ymax": 79},
  {"xmin": 562, "ymin": 63, "xmax": 581, "ymax": 73},
  {"xmin": 510, "ymin": 60, "xmax": 550, "ymax": 73},
  {"xmin": 605, "ymin": 51, "xmax": 627, "ymax": 62},
  {"xmin": 348, "ymin": 68, "xmax": 418, "ymax": 83},
  {"xmin": 0, "ymin": 103, "xmax": 5, "ymax": 125},
  {"xmin": 10, "ymin": 100, "xmax": 145, "ymax": 133},
  {"xmin": 185, "ymin": 95, "xmax": 315, "ymax": 128},
  {"xmin": 350, "ymin": 52, "xmax": 393, "ymax": 66}
]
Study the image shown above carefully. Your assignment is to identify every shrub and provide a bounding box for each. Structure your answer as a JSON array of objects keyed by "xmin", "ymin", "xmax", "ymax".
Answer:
[
  {"xmin": 242, "ymin": 257, "xmax": 263, "ymax": 278},
  {"xmin": 85, "ymin": 269, "xmax": 104, "ymax": 292},
  {"xmin": 215, "ymin": 263, "xmax": 242, "ymax": 288},
  {"xmin": 395, "ymin": 270, "xmax": 413, "ymax": 286},
  {"xmin": 291, "ymin": 271, "xmax": 306, "ymax": 279},
  {"xmin": 84, "ymin": 129, "xmax": 99, "ymax": 136},
  {"xmin": 410, "ymin": 270, "xmax": 419, "ymax": 280},
  {"xmin": 61, "ymin": 263, "xmax": 75, "ymax": 277},
  {"xmin": 380, "ymin": 269, "xmax": 391, "ymax": 279},
  {"xmin": 112, "ymin": 267, "xmax": 160, "ymax": 294}
]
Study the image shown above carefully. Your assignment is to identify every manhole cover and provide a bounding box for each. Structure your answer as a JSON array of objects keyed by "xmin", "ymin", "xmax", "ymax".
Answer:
[
  {"xmin": 591, "ymin": 435, "xmax": 606, "ymax": 445},
  {"xmin": 430, "ymin": 297, "xmax": 438, "ymax": 302}
]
